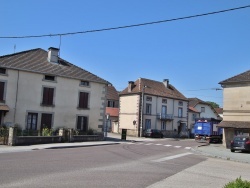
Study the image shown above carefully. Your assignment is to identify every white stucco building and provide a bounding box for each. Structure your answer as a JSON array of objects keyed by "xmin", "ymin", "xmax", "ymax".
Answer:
[{"xmin": 0, "ymin": 47, "xmax": 108, "ymax": 133}]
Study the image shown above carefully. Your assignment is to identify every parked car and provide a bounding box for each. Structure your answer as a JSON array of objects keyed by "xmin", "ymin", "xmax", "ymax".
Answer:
[
  {"xmin": 144, "ymin": 129, "xmax": 163, "ymax": 138},
  {"xmin": 230, "ymin": 135, "xmax": 250, "ymax": 153}
]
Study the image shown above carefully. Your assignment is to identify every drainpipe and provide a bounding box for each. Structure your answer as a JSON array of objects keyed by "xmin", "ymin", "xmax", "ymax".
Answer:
[
  {"xmin": 172, "ymin": 99, "xmax": 174, "ymax": 131},
  {"xmin": 13, "ymin": 70, "xmax": 19, "ymax": 124}
]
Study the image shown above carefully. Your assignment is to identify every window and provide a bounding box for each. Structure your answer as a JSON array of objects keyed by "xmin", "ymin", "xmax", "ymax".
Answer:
[
  {"xmin": 80, "ymin": 80, "xmax": 89, "ymax": 86},
  {"xmin": 146, "ymin": 103, "xmax": 152, "ymax": 114},
  {"xmin": 178, "ymin": 107, "xmax": 183, "ymax": 118},
  {"xmin": 161, "ymin": 121, "xmax": 166, "ymax": 130},
  {"xmin": 77, "ymin": 116, "xmax": 88, "ymax": 131},
  {"xmin": 44, "ymin": 75, "xmax": 55, "ymax": 81},
  {"xmin": 146, "ymin": 96, "xmax": 152, "ymax": 101},
  {"xmin": 42, "ymin": 87, "xmax": 54, "ymax": 106},
  {"xmin": 192, "ymin": 113, "xmax": 197, "ymax": 121},
  {"xmin": 41, "ymin": 113, "xmax": 53, "ymax": 130},
  {"xmin": 0, "ymin": 81, "xmax": 5, "ymax": 102},
  {"xmin": 178, "ymin": 101, "xmax": 183, "ymax": 106},
  {"xmin": 0, "ymin": 68, "xmax": 6, "ymax": 74},
  {"xmin": 145, "ymin": 119, "xmax": 151, "ymax": 130},
  {"xmin": 108, "ymin": 100, "xmax": 115, "ymax": 107},
  {"xmin": 161, "ymin": 105, "xmax": 167, "ymax": 114},
  {"xmin": 201, "ymin": 107, "xmax": 205, "ymax": 113},
  {"xmin": 162, "ymin": 99, "xmax": 167, "ymax": 104},
  {"xmin": 26, "ymin": 113, "xmax": 38, "ymax": 130},
  {"xmin": 79, "ymin": 92, "xmax": 89, "ymax": 109}
]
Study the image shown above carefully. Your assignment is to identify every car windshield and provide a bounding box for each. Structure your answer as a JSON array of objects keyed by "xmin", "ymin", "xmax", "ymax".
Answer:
[{"xmin": 234, "ymin": 137, "xmax": 248, "ymax": 141}]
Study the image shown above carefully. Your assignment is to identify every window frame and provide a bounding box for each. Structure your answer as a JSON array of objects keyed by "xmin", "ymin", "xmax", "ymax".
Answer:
[
  {"xmin": 76, "ymin": 116, "xmax": 88, "ymax": 132},
  {"xmin": 0, "ymin": 81, "xmax": 6, "ymax": 103},
  {"xmin": 161, "ymin": 121, "xmax": 166, "ymax": 130},
  {"xmin": 78, "ymin": 91, "xmax": 89, "ymax": 109},
  {"xmin": 44, "ymin": 75, "xmax": 56, "ymax": 82},
  {"xmin": 26, "ymin": 113, "xmax": 38, "ymax": 130},
  {"xmin": 145, "ymin": 119, "xmax": 151, "ymax": 130},
  {"xmin": 146, "ymin": 103, "xmax": 152, "ymax": 115},
  {"xmin": 0, "ymin": 68, "xmax": 7, "ymax": 75},
  {"xmin": 41, "ymin": 86, "xmax": 55, "ymax": 106},
  {"xmin": 201, "ymin": 107, "xmax": 205, "ymax": 113},
  {"xmin": 178, "ymin": 107, "xmax": 183, "ymax": 118}
]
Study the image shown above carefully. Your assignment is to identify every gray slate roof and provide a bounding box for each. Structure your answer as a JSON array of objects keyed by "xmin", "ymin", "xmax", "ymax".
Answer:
[
  {"xmin": 219, "ymin": 70, "xmax": 250, "ymax": 85},
  {"xmin": 0, "ymin": 48, "xmax": 108, "ymax": 84}
]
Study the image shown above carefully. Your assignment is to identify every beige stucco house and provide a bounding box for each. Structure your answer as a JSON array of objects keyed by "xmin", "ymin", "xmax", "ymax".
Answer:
[
  {"xmin": 0, "ymin": 47, "xmax": 108, "ymax": 133},
  {"xmin": 119, "ymin": 78, "xmax": 188, "ymax": 137},
  {"xmin": 218, "ymin": 70, "xmax": 250, "ymax": 148}
]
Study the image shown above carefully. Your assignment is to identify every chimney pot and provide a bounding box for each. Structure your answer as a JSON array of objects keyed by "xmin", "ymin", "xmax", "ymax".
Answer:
[
  {"xmin": 163, "ymin": 79, "xmax": 169, "ymax": 88},
  {"xmin": 128, "ymin": 81, "xmax": 134, "ymax": 92},
  {"xmin": 48, "ymin": 47, "xmax": 59, "ymax": 63}
]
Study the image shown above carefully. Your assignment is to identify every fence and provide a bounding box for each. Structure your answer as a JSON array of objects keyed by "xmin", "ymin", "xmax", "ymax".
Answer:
[{"xmin": 7, "ymin": 127, "xmax": 104, "ymax": 146}]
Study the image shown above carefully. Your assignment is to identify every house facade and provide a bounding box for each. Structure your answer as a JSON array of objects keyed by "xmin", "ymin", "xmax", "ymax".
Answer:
[
  {"xmin": 218, "ymin": 70, "xmax": 250, "ymax": 147},
  {"xmin": 105, "ymin": 84, "xmax": 119, "ymax": 133},
  {"xmin": 188, "ymin": 98, "xmax": 220, "ymax": 135},
  {"xmin": 0, "ymin": 47, "xmax": 108, "ymax": 133},
  {"xmin": 119, "ymin": 78, "xmax": 188, "ymax": 137}
]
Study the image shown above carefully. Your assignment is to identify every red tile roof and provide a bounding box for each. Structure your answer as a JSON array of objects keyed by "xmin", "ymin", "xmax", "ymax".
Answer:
[
  {"xmin": 106, "ymin": 107, "xmax": 119, "ymax": 117},
  {"xmin": 219, "ymin": 70, "xmax": 250, "ymax": 85},
  {"xmin": 107, "ymin": 85, "xmax": 119, "ymax": 100},
  {"xmin": 119, "ymin": 78, "xmax": 187, "ymax": 100}
]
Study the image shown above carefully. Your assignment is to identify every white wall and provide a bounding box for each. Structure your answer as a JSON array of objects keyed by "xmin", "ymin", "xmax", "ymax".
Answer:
[{"xmin": 0, "ymin": 69, "xmax": 106, "ymax": 131}]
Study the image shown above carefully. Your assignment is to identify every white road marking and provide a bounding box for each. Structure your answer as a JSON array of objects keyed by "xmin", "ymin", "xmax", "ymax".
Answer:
[
  {"xmin": 185, "ymin": 147, "xmax": 191, "ymax": 150},
  {"xmin": 174, "ymin": 146, "xmax": 182, "ymax": 148},
  {"xmin": 152, "ymin": 152, "xmax": 192, "ymax": 162},
  {"xmin": 155, "ymin": 144, "xmax": 163, "ymax": 146},
  {"xmin": 164, "ymin": 145, "xmax": 172, "ymax": 147},
  {"xmin": 145, "ymin": 143, "xmax": 153, "ymax": 145}
]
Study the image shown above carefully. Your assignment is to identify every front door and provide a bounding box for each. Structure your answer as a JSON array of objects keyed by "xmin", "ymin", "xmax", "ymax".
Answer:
[{"xmin": 41, "ymin": 113, "xmax": 52, "ymax": 130}]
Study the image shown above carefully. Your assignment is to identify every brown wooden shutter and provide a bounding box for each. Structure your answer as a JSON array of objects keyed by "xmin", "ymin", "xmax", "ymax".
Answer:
[
  {"xmin": 42, "ymin": 87, "xmax": 54, "ymax": 105},
  {"xmin": 0, "ymin": 82, "xmax": 5, "ymax": 101},
  {"xmin": 79, "ymin": 92, "xmax": 88, "ymax": 108}
]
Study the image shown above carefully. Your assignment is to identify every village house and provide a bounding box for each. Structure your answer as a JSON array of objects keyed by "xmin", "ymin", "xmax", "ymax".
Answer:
[
  {"xmin": 119, "ymin": 78, "xmax": 188, "ymax": 137},
  {"xmin": 0, "ymin": 47, "xmax": 108, "ymax": 133},
  {"xmin": 218, "ymin": 70, "xmax": 250, "ymax": 147}
]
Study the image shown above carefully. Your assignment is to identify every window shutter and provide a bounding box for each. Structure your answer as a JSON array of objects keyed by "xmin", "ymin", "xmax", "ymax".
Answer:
[
  {"xmin": 0, "ymin": 82, "xmax": 4, "ymax": 101},
  {"xmin": 79, "ymin": 92, "xmax": 88, "ymax": 108}
]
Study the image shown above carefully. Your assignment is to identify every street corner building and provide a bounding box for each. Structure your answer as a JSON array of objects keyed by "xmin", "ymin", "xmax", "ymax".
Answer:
[
  {"xmin": 0, "ymin": 47, "xmax": 109, "ymax": 133},
  {"xmin": 218, "ymin": 70, "xmax": 250, "ymax": 148},
  {"xmin": 119, "ymin": 78, "xmax": 189, "ymax": 138}
]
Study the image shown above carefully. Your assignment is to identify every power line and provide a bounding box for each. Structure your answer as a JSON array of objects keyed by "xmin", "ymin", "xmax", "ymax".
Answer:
[{"xmin": 1, "ymin": 5, "xmax": 250, "ymax": 39}]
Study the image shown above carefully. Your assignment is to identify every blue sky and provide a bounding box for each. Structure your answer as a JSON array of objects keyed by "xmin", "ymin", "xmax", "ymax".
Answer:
[{"xmin": 1, "ymin": 1, "xmax": 250, "ymax": 107}]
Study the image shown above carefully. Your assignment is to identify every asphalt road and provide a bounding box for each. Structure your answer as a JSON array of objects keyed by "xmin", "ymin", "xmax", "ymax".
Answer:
[{"xmin": 0, "ymin": 139, "xmax": 249, "ymax": 188}]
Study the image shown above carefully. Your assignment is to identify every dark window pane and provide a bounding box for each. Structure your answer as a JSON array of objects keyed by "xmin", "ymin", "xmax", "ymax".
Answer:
[
  {"xmin": 26, "ymin": 113, "xmax": 38, "ymax": 130},
  {"xmin": 44, "ymin": 75, "xmax": 55, "ymax": 81},
  {"xmin": 77, "ymin": 116, "xmax": 88, "ymax": 131},
  {"xmin": 0, "ymin": 68, "xmax": 6, "ymax": 74},
  {"xmin": 0, "ymin": 82, "xmax": 5, "ymax": 101},
  {"xmin": 41, "ymin": 113, "xmax": 52, "ymax": 130}
]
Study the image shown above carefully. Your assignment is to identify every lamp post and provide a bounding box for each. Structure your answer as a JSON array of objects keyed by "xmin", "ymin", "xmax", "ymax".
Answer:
[{"xmin": 104, "ymin": 113, "xmax": 110, "ymax": 138}]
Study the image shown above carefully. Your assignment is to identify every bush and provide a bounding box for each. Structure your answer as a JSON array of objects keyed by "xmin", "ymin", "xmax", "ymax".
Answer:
[
  {"xmin": 42, "ymin": 127, "xmax": 53, "ymax": 136},
  {"xmin": 224, "ymin": 177, "xmax": 250, "ymax": 188}
]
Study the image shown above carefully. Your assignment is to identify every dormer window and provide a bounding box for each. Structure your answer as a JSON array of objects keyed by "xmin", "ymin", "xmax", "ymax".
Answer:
[
  {"xmin": 44, "ymin": 75, "xmax": 55, "ymax": 81},
  {"xmin": 80, "ymin": 80, "xmax": 89, "ymax": 87},
  {"xmin": 0, "ymin": 68, "xmax": 6, "ymax": 74}
]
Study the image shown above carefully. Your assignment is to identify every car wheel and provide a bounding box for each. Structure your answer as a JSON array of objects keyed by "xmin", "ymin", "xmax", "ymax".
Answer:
[{"xmin": 231, "ymin": 149, "xmax": 235, "ymax": 152}]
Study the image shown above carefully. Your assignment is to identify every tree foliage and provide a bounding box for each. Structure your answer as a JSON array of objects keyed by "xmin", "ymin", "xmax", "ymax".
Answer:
[{"xmin": 206, "ymin": 101, "xmax": 220, "ymax": 108}]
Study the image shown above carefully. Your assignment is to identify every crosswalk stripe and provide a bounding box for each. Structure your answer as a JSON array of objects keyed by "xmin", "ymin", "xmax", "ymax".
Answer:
[
  {"xmin": 155, "ymin": 144, "xmax": 162, "ymax": 146},
  {"xmin": 145, "ymin": 143, "xmax": 153, "ymax": 145},
  {"xmin": 164, "ymin": 145, "xmax": 172, "ymax": 147},
  {"xmin": 185, "ymin": 147, "xmax": 191, "ymax": 150},
  {"xmin": 174, "ymin": 146, "xmax": 181, "ymax": 148},
  {"xmin": 152, "ymin": 152, "xmax": 192, "ymax": 162}
]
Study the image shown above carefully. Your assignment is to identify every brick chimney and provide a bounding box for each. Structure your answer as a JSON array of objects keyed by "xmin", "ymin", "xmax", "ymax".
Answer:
[
  {"xmin": 128, "ymin": 81, "xmax": 134, "ymax": 92},
  {"xmin": 48, "ymin": 47, "xmax": 59, "ymax": 63}
]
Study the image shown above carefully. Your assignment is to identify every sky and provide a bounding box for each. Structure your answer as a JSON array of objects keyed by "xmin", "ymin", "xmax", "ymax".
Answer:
[{"xmin": 1, "ymin": 0, "xmax": 250, "ymax": 107}]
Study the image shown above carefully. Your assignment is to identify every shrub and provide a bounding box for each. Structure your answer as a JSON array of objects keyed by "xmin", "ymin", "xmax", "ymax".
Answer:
[
  {"xmin": 42, "ymin": 127, "xmax": 53, "ymax": 136},
  {"xmin": 224, "ymin": 177, "xmax": 250, "ymax": 188}
]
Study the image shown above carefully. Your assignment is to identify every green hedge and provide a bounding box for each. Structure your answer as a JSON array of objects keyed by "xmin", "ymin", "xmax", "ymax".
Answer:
[{"xmin": 224, "ymin": 177, "xmax": 250, "ymax": 188}]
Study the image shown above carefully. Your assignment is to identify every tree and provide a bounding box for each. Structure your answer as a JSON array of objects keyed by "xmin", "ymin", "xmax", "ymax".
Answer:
[{"xmin": 206, "ymin": 101, "xmax": 219, "ymax": 108}]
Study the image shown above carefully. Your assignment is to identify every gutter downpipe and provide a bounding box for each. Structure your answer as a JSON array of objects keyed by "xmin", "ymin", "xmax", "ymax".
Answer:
[
  {"xmin": 13, "ymin": 70, "xmax": 19, "ymax": 124},
  {"xmin": 140, "ymin": 88, "xmax": 144, "ymax": 137}
]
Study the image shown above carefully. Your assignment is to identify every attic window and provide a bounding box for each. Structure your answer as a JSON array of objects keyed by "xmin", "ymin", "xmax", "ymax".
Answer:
[
  {"xmin": 146, "ymin": 96, "xmax": 152, "ymax": 102},
  {"xmin": 0, "ymin": 68, "xmax": 6, "ymax": 74},
  {"xmin": 80, "ymin": 80, "xmax": 89, "ymax": 87},
  {"xmin": 44, "ymin": 75, "xmax": 55, "ymax": 81},
  {"xmin": 178, "ymin": 101, "xmax": 183, "ymax": 106}
]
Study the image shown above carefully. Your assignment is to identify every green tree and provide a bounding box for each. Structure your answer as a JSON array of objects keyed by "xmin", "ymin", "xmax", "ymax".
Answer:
[{"xmin": 206, "ymin": 101, "xmax": 219, "ymax": 108}]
